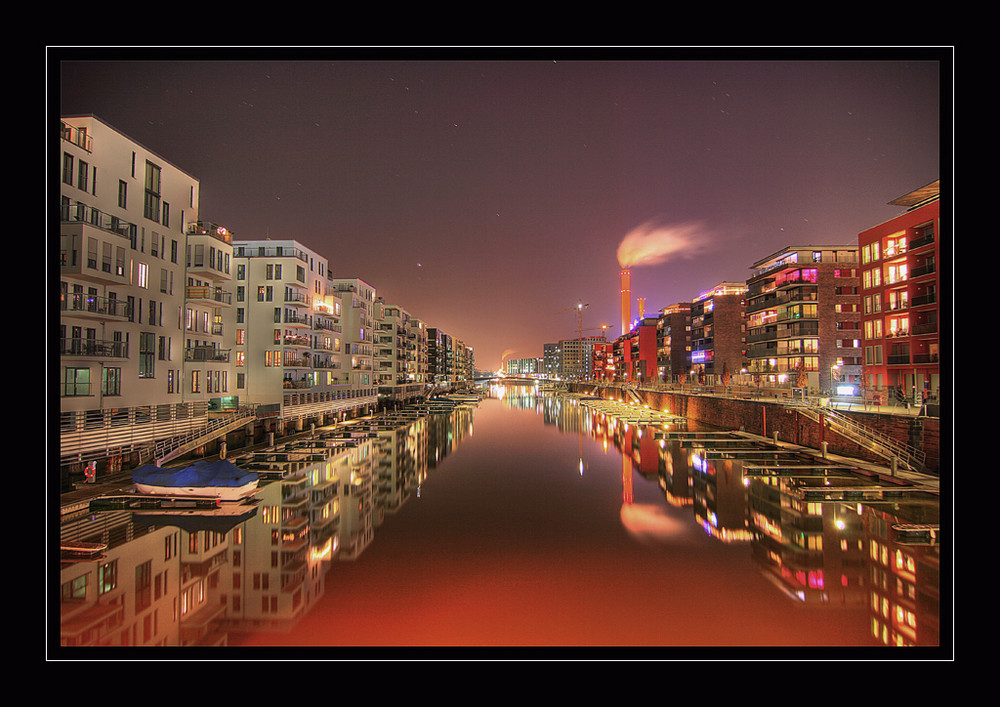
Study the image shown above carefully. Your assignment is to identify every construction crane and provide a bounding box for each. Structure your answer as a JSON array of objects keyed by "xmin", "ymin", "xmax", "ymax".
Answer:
[
  {"xmin": 555, "ymin": 300, "xmax": 590, "ymax": 342},
  {"xmin": 555, "ymin": 301, "xmax": 592, "ymax": 380},
  {"xmin": 582, "ymin": 324, "xmax": 611, "ymax": 339}
]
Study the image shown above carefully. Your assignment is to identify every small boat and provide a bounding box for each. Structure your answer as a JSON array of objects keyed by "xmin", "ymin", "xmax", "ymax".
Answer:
[{"xmin": 132, "ymin": 459, "xmax": 259, "ymax": 500}]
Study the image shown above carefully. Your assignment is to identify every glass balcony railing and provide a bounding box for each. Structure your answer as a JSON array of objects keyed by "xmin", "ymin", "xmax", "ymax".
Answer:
[
  {"xmin": 61, "ymin": 293, "xmax": 132, "ymax": 319},
  {"xmin": 60, "ymin": 338, "xmax": 127, "ymax": 358}
]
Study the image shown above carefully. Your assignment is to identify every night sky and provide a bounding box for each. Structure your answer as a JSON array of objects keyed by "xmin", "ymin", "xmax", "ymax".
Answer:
[{"xmin": 55, "ymin": 49, "xmax": 946, "ymax": 372}]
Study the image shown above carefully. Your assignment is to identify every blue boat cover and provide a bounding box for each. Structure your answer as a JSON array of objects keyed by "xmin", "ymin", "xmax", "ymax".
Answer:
[{"xmin": 132, "ymin": 459, "xmax": 258, "ymax": 488}]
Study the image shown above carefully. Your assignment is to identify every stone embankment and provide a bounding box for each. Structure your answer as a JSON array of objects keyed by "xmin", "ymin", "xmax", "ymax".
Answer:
[{"xmin": 568, "ymin": 384, "xmax": 942, "ymax": 476}]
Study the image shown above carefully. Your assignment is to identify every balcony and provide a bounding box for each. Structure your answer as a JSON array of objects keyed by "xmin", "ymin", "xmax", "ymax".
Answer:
[
  {"xmin": 910, "ymin": 262, "xmax": 936, "ymax": 279},
  {"xmin": 283, "ymin": 334, "xmax": 312, "ymax": 348},
  {"xmin": 61, "ymin": 338, "xmax": 127, "ymax": 359},
  {"xmin": 60, "ymin": 202, "xmax": 134, "ymax": 241},
  {"xmin": 61, "ymin": 122, "xmax": 93, "ymax": 152},
  {"xmin": 285, "ymin": 291, "xmax": 311, "ymax": 308},
  {"xmin": 284, "ymin": 312, "xmax": 312, "ymax": 328},
  {"xmin": 283, "ymin": 355, "xmax": 311, "ymax": 368},
  {"xmin": 314, "ymin": 318, "xmax": 342, "ymax": 334},
  {"xmin": 61, "ymin": 292, "xmax": 132, "ymax": 321},
  {"xmin": 911, "ymin": 321, "xmax": 938, "ymax": 336},
  {"xmin": 187, "ymin": 221, "xmax": 233, "ymax": 245},
  {"xmin": 910, "ymin": 230, "xmax": 935, "ymax": 250},
  {"xmin": 185, "ymin": 286, "xmax": 232, "ymax": 306},
  {"xmin": 284, "ymin": 377, "xmax": 314, "ymax": 389},
  {"xmin": 184, "ymin": 346, "xmax": 231, "ymax": 363}
]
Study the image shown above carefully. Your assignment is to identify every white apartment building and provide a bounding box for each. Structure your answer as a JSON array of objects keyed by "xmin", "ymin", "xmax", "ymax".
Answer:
[
  {"xmin": 409, "ymin": 317, "xmax": 430, "ymax": 387},
  {"xmin": 59, "ymin": 115, "xmax": 237, "ymax": 476},
  {"xmin": 329, "ymin": 276, "xmax": 378, "ymax": 397},
  {"xmin": 232, "ymin": 241, "xmax": 378, "ymax": 427},
  {"xmin": 375, "ymin": 302, "xmax": 425, "ymax": 403}
]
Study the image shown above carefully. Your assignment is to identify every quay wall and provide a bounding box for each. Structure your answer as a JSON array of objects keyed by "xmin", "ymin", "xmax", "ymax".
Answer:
[{"xmin": 570, "ymin": 384, "xmax": 942, "ymax": 475}]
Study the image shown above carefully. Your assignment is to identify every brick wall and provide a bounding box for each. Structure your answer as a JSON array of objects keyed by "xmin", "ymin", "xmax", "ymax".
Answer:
[{"xmin": 581, "ymin": 385, "xmax": 940, "ymax": 475}]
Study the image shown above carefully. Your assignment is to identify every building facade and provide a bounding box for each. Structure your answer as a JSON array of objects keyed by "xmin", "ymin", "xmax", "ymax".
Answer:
[
  {"xmin": 656, "ymin": 303, "xmax": 692, "ymax": 382},
  {"xmin": 858, "ymin": 181, "xmax": 941, "ymax": 405},
  {"xmin": 559, "ymin": 336, "xmax": 605, "ymax": 380},
  {"xmin": 231, "ymin": 242, "xmax": 376, "ymax": 426},
  {"xmin": 59, "ymin": 115, "xmax": 236, "ymax": 476},
  {"xmin": 745, "ymin": 247, "xmax": 862, "ymax": 394},
  {"xmin": 689, "ymin": 283, "xmax": 747, "ymax": 385}
]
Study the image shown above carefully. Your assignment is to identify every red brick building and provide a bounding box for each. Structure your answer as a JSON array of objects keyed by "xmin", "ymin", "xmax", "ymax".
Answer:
[
  {"xmin": 690, "ymin": 283, "xmax": 747, "ymax": 385},
  {"xmin": 858, "ymin": 180, "xmax": 941, "ymax": 406}
]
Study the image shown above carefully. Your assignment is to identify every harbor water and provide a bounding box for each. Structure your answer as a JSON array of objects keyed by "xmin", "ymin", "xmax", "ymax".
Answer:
[{"xmin": 57, "ymin": 384, "xmax": 943, "ymax": 654}]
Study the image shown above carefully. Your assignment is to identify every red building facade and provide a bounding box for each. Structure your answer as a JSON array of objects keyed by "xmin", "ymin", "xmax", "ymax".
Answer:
[{"xmin": 857, "ymin": 181, "xmax": 941, "ymax": 405}]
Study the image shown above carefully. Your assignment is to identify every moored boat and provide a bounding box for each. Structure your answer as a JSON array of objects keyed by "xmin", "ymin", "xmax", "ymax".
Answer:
[{"xmin": 132, "ymin": 459, "xmax": 259, "ymax": 500}]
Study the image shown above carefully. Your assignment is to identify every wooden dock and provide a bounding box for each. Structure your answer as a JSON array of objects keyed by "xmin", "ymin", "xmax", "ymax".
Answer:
[{"xmin": 578, "ymin": 397, "xmax": 688, "ymax": 425}]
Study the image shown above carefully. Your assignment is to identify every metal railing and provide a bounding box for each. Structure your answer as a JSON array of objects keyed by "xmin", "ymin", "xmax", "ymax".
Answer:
[
  {"xmin": 794, "ymin": 403, "xmax": 926, "ymax": 473},
  {"xmin": 142, "ymin": 406, "xmax": 257, "ymax": 466}
]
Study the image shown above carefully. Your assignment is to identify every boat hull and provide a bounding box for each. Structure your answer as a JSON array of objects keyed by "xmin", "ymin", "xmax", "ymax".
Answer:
[{"xmin": 134, "ymin": 480, "xmax": 258, "ymax": 500}]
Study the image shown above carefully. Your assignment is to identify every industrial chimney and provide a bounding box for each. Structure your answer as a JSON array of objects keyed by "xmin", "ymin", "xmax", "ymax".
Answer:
[
  {"xmin": 637, "ymin": 297, "xmax": 646, "ymax": 321},
  {"xmin": 620, "ymin": 269, "xmax": 631, "ymax": 336}
]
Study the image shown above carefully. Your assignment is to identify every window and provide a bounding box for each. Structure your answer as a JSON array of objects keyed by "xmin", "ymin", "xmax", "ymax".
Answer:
[
  {"xmin": 97, "ymin": 560, "xmax": 118, "ymax": 595},
  {"xmin": 135, "ymin": 561, "xmax": 152, "ymax": 612},
  {"xmin": 64, "ymin": 367, "xmax": 90, "ymax": 396},
  {"xmin": 103, "ymin": 367, "xmax": 121, "ymax": 396},
  {"xmin": 118, "ymin": 180, "xmax": 128, "ymax": 208},
  {"xmin": 63, "ymin": 153, "xmax": 74, "ymax": 184},
  {"xmin": 139, "ymin": 332, "xmax": 156, "ymax": 378},
  {"xmin": 78, "ymin": 160, "xmax": 89, "ymax": 192},
  {"xmin": 144, "ymin": 161, "xmax": 161, "ymax": 222},
  {"xmin": 61, "ymin": 574, "xmax": 88, "ymax": 602}
]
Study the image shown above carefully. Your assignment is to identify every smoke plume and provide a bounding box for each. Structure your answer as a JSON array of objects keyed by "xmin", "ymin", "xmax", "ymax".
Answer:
[{"xmin": 616, "ymin": 219, "xmax": 711, "ymax": 269}]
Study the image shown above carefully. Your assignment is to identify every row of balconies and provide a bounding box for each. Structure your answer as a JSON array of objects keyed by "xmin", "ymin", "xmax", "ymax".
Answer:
[
  {"xmin": 745, "ymin": 289, "xmax": 819, "ymax": 314},
  {"xmin": 887, "ymin": 352, "xmax": 939, "ymax": 366},
  {"xmin": 59, "ymin": 338, "xmax": 235, "ymax": 366}
]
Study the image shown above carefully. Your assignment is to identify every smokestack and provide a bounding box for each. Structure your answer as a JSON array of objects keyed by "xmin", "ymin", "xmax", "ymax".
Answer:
[
  {"xmin": 638, "ymin": 297, "xmax": 646, "ymax": 321},
  {"xmin": 620, "ymin": 269, "xmax": 631, "ymax": 336}
]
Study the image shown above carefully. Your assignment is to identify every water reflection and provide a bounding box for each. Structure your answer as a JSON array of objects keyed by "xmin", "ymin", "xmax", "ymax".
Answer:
[
  {"xmin": 493, "ymin": 383, "xmax": 941, "ymax": 648},
  {"xmin": 57, "ymin": 385, "xmax": 941, "ymax": 650},
  {"xmin": 58, "ymin": 403, "xmax": 474, "ymax": 647}
]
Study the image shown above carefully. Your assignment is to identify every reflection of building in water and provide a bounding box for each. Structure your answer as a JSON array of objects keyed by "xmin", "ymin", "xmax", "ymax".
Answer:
[
  {"xmin": 372, "ymin": 421, "xmax": 424, "ymax": 521},
  {"xmin": 863, "ymin": 507, "xmax": 940, "ymax": 646},
  {"xmin": 58, "ymin": 407, "xmax": 463, "ymax": 646},
  {"xmin": 221, "ymin": 459, "xmax": 339, "ymax": 633},
  {"xmin": 656, "ymin": 438, "xmax": 694, "ymax": 509},
  {"xmin": 498, "ymin": 385, "xmax": 542, "ymax": 412},
  {"xmin": 688, "ymin": 452, "xmax": 752, "ymax": 543},
  {"xmin": 747, "ymin": 475, "xmax": 868, "ymax": 607},
  {"xmin": 334, "ymin": 440, "xmax": 376, "ymax": 561},
  {"xmin": 426, "ymin": 407, "xmax": 475, "ymax": 468},
  {"xmin": 60, "ymin": 507, "xmax": 243, "ymax": 647}
]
